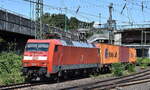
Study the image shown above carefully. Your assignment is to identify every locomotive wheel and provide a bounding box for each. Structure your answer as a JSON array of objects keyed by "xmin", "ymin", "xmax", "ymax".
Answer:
[{"xmin": 25, "ymin": 76, "xmax": 33, "ymax": 82}]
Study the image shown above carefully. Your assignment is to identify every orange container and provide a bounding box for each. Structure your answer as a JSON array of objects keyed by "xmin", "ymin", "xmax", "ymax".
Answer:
[
  {"xmin": 119, "ymin": 46, "xmax": 129, "ymax": 62},
  {"xmin": 96, "ymin": 43, "xmax": 120, "ymax": 64},
  {"xmin": 96, "ymin": 43, "xmax": 137, "ymax": 64},
  {"xmin": 129, "ymin": 48, "xmax": 137, "ymax": 63}
]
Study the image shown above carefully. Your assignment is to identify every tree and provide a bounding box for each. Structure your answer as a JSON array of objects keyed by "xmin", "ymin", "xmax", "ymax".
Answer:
[
  {"xmin": 41, "ymin": 13, "xmax": 94, "ymax": 31},
  {"xmin": 69, "ymin": 17, "xmax": 79, "ymax": 30},
  {"xmin": 42, "ymin": 14, "xmax": 69, "ymax": 30}
]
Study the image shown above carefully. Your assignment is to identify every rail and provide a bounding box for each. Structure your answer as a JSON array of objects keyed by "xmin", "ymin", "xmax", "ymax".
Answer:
[
  {"xmin": 61, "ymin": 68, "xmax": 150, "ymax": 90},
  {"xmin": 1, "ymin": 68, "xmax": 150, "ymax": 89},
  {"xmin": 0, "ymin": 83, "xmax": 32, "ymax": 90}
]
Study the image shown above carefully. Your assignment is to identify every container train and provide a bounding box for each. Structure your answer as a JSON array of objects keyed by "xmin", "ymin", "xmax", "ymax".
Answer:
[{"xmin": 22, "ymin": 39, "xmax": 136, "ymax": 81}]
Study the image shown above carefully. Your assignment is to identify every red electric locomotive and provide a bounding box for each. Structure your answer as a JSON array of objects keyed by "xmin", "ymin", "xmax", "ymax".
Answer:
[{"xmin": 22, "ymin": 39, "xmax": 100, "ymax": 81}]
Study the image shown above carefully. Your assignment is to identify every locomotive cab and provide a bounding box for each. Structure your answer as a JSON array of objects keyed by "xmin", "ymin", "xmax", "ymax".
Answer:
[
  {"xmin": 22, "ymin": 40, "xmax": 51, "ymax": 81},
  {"xmin": 22, "ymin": 39, "xmax": 62, "ymax": 81},
  {"xmin": 23, "ymin": 43, "xmax": 49, "ymax": 67}
]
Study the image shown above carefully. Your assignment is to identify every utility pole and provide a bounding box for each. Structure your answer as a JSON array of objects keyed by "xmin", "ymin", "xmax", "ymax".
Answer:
[
  {"xmin": 36, "ymin": 0, "xmax": 43, "ymax": 39},
  {"xmin": 24, "ymin": 0, "xmax": 43, "ymax": 39},
  {"xmin": 107, "ymin": 3, "xmax": 116, "ymax": 44},
  {"xmin": 143, "ymin": 31, "xmax": 150, "ymax": 58},
  {"xmin": 64, "ymin": 7, "xmax": 67, "ymax": 32},
  {"xmin": 141, "ymin": 30, "xmax": 144, "ymax": 58},
  {"xmin": 99, "ymin": 13, "xmax": 101, "ymax": 28},
  {"xmin": 109, "ymin": 3, "xmax": 113, "ymax": 24}
]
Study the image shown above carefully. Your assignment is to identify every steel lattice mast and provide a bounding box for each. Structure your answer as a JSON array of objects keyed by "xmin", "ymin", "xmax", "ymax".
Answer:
[{"xmin": 24, "ymin": 0, "xmax": 43, "ymax": 39}]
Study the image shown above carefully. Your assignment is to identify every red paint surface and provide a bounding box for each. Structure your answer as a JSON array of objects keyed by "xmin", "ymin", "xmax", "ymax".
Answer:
[{"xmin": 53, "ymin": 45, "xmax": 99, "ymax": 66}]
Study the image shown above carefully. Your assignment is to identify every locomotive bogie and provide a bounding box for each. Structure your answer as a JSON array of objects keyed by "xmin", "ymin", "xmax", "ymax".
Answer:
[{"xmin": 22, "ymin": 67, "xmax": 47, "ymax": 81}]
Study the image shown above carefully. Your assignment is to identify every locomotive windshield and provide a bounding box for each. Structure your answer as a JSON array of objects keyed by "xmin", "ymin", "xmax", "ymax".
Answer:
[{"xmin": 25, "ymin": 43, "xmax": 49, "ymax": 51}]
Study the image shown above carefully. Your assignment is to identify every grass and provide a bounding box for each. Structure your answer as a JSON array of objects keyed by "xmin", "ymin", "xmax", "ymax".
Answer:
[
  {"xmin": 0, "ymin": 52, "xmax": 24, "ymax": 85},
  {"xmin": 111, "ymin": 63, "xmax": 125, "ymax": 76},
  {"xmin": 126, "ymin": 64, "xmax": 136, "ymax": 73},
  {"xmin": 90, "ymin": 62, "xmax": 137, "ymax": 78},
  {"xmin": 137, "ymin": 58, "xmax": 150, "ymax": 69}
]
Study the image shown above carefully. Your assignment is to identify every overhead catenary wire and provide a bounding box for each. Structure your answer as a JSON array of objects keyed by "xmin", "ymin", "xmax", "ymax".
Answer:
[
  {"xmin": 44, "ymin": 0, "xmax": 150, "ymax": 24},
  {"xmin": 3, "ymin": 0, "xmax": 150, "ymax": 25},
  {"xmin": 4, "ymin": 0, "xmax": 134, "ymax": 25},
  {"xmin": 5, "ymin": 0, "xmax": 150, "ymax": 14}
]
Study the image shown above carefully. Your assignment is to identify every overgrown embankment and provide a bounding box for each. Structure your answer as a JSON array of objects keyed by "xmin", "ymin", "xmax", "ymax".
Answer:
[
  {"xmin": 0, "ymin": 52, "xmax": 24, "ymax": 85},
  {"xmin": 111, "ymin": 58, "xmax": 150, "ymax": 76},
  {"xmin": 111, "ymin": 63, "xmax": 136, "ymax": 76}
]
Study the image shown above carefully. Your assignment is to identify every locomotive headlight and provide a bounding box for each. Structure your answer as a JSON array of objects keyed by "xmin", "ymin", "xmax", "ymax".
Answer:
[
  {"xmin": 38, "ymin": 56, "xmax": 47, "ymax": 60},
  {"xmin": 23, "ymin": 56, "xmax": 32, "ymax": 60},
  {"xmin": 23, "ymin": 56, "xmax": 47, "ymax": 60}
]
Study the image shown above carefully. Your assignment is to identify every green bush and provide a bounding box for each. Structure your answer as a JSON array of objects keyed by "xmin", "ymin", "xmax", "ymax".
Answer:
[
  {"xmin": 111, "ymin": 63, "xmax": 125, "ymax": 76},
  {"xmin": 0, "ymin": 52, "xmax": 24, "ymax": 85},
  {"xmin": 127, "ymin": 64, "xmax": 135, "ymax": 72},
  {"xmin": 141, "ymin": 63, "xmax": 148, "ymax": 69},
  {"xmin": 142, "ymin": 58, "xmax": 150, "ymax": 64},
  {"xmin": 137, "ymin": 58, "xmax": 150, "ymax": 64},
  {"xmin": 137, "ymin": 58, "xmax": 143, "ymax": 66},
  {"xmin": 137, "ymin": 58, "xmax": 149, "ymax": 69}
]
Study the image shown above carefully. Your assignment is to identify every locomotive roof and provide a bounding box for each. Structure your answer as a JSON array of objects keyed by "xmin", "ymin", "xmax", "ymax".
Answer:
[
  {"xmin": 27, "ymin": 39, "xmax": 96, "ymax": 48},
  {"xmin": 60, "ymin": 40, "xmax": 95, "ymax": 48}
]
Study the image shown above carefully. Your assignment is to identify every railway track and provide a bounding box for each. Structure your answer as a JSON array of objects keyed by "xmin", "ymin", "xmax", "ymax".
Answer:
[
  {"xmin": 0, "ymin": 82, "xmax": 43, "ymax": 90},
  {"xmin": 61, "ymin": 68, "xmax": 150, "ymax": 90},
  {"xmin": 103, "ymin": 78, "xmax": 150, "ymax": 90},
  {"xmin": 88, "ymin": 77, "xmax": 150, "ymax": 90},
  {"xmin": 1, "ymin": 68, "xmax": 150, "ymax": 90}
]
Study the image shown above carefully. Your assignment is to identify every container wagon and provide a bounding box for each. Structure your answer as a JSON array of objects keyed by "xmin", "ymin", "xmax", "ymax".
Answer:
[{"xmin": 95, "ymin": 43, "xmax": 136, "ymax": 70}]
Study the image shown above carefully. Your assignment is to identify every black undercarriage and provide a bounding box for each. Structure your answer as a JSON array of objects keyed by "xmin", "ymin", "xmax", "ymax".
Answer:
[
  {"xmin": 22, "ymin": 67, "xmax": 47, "ymax": 82},
  {"xmin": 22, "ymin": 65, "xmax": 111, "ymax": 82}
]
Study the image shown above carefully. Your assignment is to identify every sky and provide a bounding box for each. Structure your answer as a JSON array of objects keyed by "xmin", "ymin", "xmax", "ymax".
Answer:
[{"xmin": 0, "ymin": 0, "xmax": 150, "ymax": 25}]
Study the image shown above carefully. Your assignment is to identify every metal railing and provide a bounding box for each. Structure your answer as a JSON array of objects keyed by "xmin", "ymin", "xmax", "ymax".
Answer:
[
  {"xmin": 99, "ymin": 24, "xmax": 150, "ymax": 31},
  {"xmin": 0, "ymin": 7, "xmax": 30, "ymax": 20},
  {"xmin": 0, "ymin": 8, "xmax": 50, "ymax": 37},
  {"xmin": 87, "ymin": 34, "xmax": 109, "ymax": 43},
  {"xmin": 117, "ymin": 24, "xmax": 150, "ymax": 30}
]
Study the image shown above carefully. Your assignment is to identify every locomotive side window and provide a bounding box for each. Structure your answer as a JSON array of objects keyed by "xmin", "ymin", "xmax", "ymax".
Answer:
[
  {"xmin": 54, "ymin": 45, "xmax": 58, "ymax": 52},
  {"xmin": 26, "ymin": 43, "xmax": 49, "ymax": 51},
  {"xmin": 66, "ymin": 40, "xmax": 73, "ymax": 46}
]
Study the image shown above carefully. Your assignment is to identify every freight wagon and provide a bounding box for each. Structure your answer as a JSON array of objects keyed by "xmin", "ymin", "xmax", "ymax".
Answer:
[
  {"xmin": 22, "ymin": 39, "xmax": 136, "ymax": 81},
  {"xmin": 96, "ymin": 43, "xmax": 136, "ymax": 70}
]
